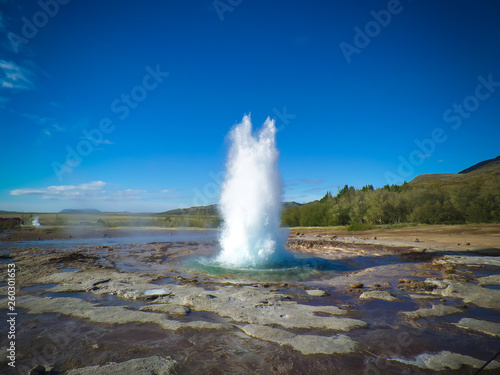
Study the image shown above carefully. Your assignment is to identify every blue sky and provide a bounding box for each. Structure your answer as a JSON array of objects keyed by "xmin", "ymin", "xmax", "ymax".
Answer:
[{"xmin": 1, "ymin": 0, "xmax": 499, "ymax": 212}]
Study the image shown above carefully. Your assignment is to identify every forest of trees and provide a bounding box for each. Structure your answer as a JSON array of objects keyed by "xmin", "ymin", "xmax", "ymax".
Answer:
[{"xmin": 281, "ymin": 176, "xmax": 500, "ymax": 227}]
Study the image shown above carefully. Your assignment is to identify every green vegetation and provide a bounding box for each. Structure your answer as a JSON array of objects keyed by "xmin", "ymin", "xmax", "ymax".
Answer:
[
  {"xmin": 2, "ymin": 158, "xmax": 499, "ymax": 230},
  {"xmin": 281, "ymin": 172, "xmax": 500, "ymax": 227},
  {"xmin": 0, "ymin": 219, "xmax": 21, "ymax": 230},
  {"xmin": 161, "ymin": 205, "xmax": 221, "ymax": 228}
]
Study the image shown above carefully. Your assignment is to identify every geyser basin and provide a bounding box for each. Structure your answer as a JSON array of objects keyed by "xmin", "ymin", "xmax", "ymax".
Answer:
[
  {"xmin": 191, "ymin": 114, "xmax": 347, "ymax": 278},
  {"xmin": 186, "ymin": 251, "xmax": 350, "ymax": 282}
]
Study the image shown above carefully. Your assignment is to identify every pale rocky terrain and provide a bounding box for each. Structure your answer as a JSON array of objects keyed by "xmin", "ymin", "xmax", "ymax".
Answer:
[{"xmin": 1, "ymin": 225, "xmax": 500, "ymax": 374}]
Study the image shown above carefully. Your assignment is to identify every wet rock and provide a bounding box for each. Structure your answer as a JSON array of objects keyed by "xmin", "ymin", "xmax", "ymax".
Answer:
[
  {"xmin": 17, "ymin": 296, "xmax": 227, "ymax": 331},
  {"xmin": 175, "ymin": 287, "xmax": 365, "ymax": 331},
  {"xmin": 29, "ymin": 365, "xmax": 46, "ymax": 375},
  {"xmin": 454, "ymin": 318, "xmax": 500, "ymax": 337},
  {"xmin": 427, "ymin": 278, "xmax": 500, "ymax": 310},
  {"xmin": 408, "ymin": 294, "xmax": 439, "ymax": 300},
  {"xmin": 35, "ymin": 270, "xmax": 366, "ymax": 332},
  {"xmin": 349, "ymin": 282, "xmax": 364, "ymax": 289},
  {"xmin": 434, "ymin": 255, "xmax": 500, "ymax": 267},
  {"xmin": 66, "ymin": 355, "xmax": 179, "ymax": 375},
  {"xmin": 397, "ymin": 278, "xmax": 436, "ymax": 292},
  {"xmin": 403, "ymin": 304, "xmax": 462, "ymax": 320},
  {"xmin": 140, "ymin": 304, "xmax": 190, "ymax": 315},
  {"xmin": 182, "ymin": 293, "xmax": 217, "ymax": 307},
  {"xmin": 305, "ymin": 289, "xmax": 326, "ymax": 297},
  {"xmin": 359, "ymin": 290, "xmax": 400, "ymax": 302},
  {"xmin": 390, "ymin": 350, "xmax": 500, "ymax": 371},
  {"xmin": 478, "ymin": 274, "xmax": 500, "ymax": 286},
  {"xmin": 241, "ymin": 324, "xmax": 357, "ymax": 355},
  {"xmin": 471, "ymin": 248, "xmax": 500, "ymax": 256},
  {"xmin": 400, "ymin": 249, "xmax": 435, "ymax": 261}
]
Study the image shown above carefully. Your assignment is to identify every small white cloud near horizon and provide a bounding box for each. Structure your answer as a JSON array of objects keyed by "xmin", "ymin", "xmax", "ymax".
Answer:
[
  {"xmin": 9, "ymin": 181, "xmax": 176, "ymax": 206},
  {"xmin": 417, "ymin": 153, "xmax": 432, "ymax": 159},
  {"xmin": 11, "ymin": 181, "xmax": 107, "ymax": 200},
  {"xmin": 299, "ymin": 178, "xmax": 324, "ymax": 185},
  {"xmin": 0, "ymin": 60, "xmax": 35, "ymax": 90}
]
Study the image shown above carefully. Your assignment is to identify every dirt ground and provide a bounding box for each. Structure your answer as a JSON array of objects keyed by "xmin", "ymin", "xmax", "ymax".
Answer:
[
  {"xmin": 3, "ymin": 224, "xmax": 500, "ymax": 250},
  {"xmin": 291, "ymin": 224, "xmax": 500, "ymax": 251}
]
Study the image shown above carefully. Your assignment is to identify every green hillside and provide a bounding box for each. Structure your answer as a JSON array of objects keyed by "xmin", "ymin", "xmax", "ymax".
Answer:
[{"xmin": 281, "ymin": 156, "xmax": 500, "ymax": 227}]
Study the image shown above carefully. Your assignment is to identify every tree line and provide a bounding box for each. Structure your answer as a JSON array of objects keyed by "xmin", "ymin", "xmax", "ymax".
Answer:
[{"xmin": 281, "ymin": 176, "xmax": 500, "ymax": 227}]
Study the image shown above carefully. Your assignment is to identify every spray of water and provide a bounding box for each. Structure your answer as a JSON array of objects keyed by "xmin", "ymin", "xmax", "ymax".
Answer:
[
  {"xmin": 32, "ymin": 216, "xmax": 41, "ymax": 227},
  {"xmin": 215, "ymin": 115, "xmax": 294, "ymax": 268}
]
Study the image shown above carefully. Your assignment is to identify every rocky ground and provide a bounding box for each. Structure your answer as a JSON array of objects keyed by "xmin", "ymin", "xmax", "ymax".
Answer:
[{"xmin": 1, "ymin": 225, "xmax": 500, "ymax": 374}]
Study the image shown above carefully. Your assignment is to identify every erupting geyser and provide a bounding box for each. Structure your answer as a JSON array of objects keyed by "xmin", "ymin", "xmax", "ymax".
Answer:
[{"xmin": 216, "ymin": 115, "xmax": 294, "ymax": 268}]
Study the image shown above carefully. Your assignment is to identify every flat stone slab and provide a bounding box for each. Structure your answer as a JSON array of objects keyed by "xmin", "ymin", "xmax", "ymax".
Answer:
[
  {"xmin": 179, "ymin": 289, "xmax": 367, "ymax": 331},
  {"xmin": 454, "ymin": 318, "xmax": 500, "ymax": 337},
  {"xmin": 390, "ymin": 350, "xmax": 500, "ymax": 371},
  {"xmin": 17, "ymin": 296, "xmax": 228, "ymax": 331},
  {"xmin": 140, "ymin": 303, "xmax": 191, "ymax": 315},
  {"xmin": 35, "ymin": 270, "xmax": 366, "ymax": 331},
  {"xmin": 434, "ymin": 255, "xmax": 500, "ymax": 267},
  {"xmin": 305, "ymin": 289, "xmax": 327, "ymax": 296},
  {"xmin": 478, "ymin": 274, "xmax": 500, "ymax": 286},
  {"xmin": 241, "ymin": 324, "xmax": 357, "ymax": 355},
  {"xmin": 359, "ymin": 290, "xmax": 400, "ymax": 302},
  {"xmin": 403, "ymin": 304, "xmax": 462, "ymax": 320},
  {"xmin": 427, "ymin": 278, "xmax": 500, "ymax": 310},
  {"xmin": 66, "ymin": 355, "xmax": 179, "ymax": 374}
]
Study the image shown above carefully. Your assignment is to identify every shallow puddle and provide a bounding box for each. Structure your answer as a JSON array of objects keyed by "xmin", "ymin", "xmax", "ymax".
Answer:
[{"xmin": 21, "ymin": 283, "xmax": 59, "ymax": 291}]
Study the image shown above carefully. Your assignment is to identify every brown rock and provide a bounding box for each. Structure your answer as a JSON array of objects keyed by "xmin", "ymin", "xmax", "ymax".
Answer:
[{"xmin": 350, "ymin": 282, "xmax": 364, "ymax": 289}]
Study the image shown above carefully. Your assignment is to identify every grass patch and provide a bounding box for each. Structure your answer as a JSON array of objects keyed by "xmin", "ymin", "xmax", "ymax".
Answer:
[{"xmin": 347, "ymin": 223, "xmax": 376, "ymax": 231}]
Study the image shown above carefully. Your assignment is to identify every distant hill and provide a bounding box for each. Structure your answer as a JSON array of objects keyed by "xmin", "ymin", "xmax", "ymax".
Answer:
[
  {"xmin": 159, "ymin": 204, "xmax": 218, "ymax": 217},
  {"xmin": 60, "ymin": 209, "xmax": 101, "ymax": 214},
  {"xmin": 410, "ymin": 156, "xmax": 500, "ymax": 185},
  {"xmin": 158, "ymin": 202, "xmax": 302, "ymax": 217},
  {"xmin": 458, "ymin": 155, "xmax": 500, "ymax": 174}
]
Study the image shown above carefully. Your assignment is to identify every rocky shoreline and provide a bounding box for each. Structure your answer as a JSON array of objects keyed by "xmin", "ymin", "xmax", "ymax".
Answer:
[{"xmin": 1, "ymin": 227, "xmax": 500, "ymax": 374}]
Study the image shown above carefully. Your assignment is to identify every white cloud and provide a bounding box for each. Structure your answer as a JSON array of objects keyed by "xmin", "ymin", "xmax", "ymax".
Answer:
[
  {"xmin": 299, "ymin": 178, "xmax": 324, "ymax": 185},
  {"xmin": 417, "ymin": 153, "xmax": 432, "ymax": 159},
  {"xmin": 11, "ymin": 181, "xmax": 107, "ymax": 200},
  {"xmin": 0, "ymin": 59, "xmax": 34, "ymax": 90},
  {"xmin": 81, "ymin": 136, "xmax": 113, "ymax": 145},
  {"xmin": 9, "ymin": 181, "xmax": 174, "ymax": 204}
]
